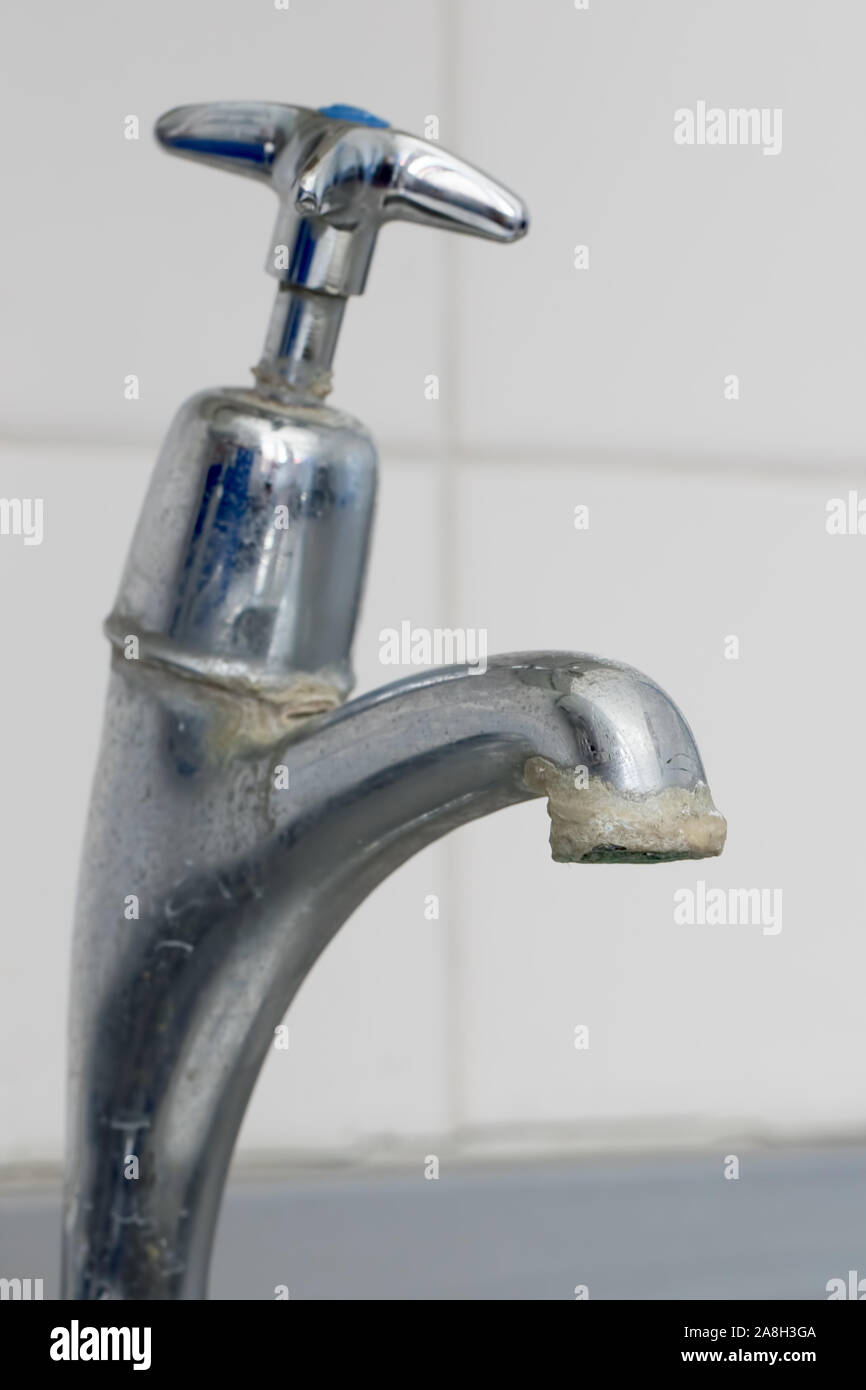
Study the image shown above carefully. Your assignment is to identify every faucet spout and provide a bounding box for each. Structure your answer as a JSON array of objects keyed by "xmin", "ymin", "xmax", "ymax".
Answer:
[{"xmin": 63, "ymin": 650, "xmax": 724, "ymax": 1299}]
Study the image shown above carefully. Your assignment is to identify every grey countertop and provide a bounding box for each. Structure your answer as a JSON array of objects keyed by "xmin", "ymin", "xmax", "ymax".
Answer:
[{"xmin": 2, "ymin": 1146, "xmax": 862, "ymax": 1300}]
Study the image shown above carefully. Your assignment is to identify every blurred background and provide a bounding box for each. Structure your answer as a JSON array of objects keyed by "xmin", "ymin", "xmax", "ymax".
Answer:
[{"xmin": 1, "ymin": 0, "xmax": 865, "ymax": 1297}]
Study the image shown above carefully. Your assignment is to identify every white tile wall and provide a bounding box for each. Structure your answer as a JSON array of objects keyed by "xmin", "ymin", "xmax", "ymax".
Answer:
[
  {"xmin": 451, "ymin": 461, "xmax": 866, "ymax": 1135},
  {"xmin": 3, "ymin": 1, "xmax": 866, "ymax": 1163},
  {"xmin": 453, "ymin": 0, "xmax": 866, "ymax": 460}
]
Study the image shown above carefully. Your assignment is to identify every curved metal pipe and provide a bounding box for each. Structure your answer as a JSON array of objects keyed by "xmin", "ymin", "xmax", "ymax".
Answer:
[{"xmin": 63, "ymin": 650, "xmax": 724, "ymax": 1299}]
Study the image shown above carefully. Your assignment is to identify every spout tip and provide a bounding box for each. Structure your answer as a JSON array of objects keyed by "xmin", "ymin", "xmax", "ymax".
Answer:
[
  {"xmin": 493, "ymin": 194, "xmax": 529, "ymax": 243},
  {"xmin": 524, "ymin": 757, "xmax": 727, "ymax": 866},
  {"xmin": 504, "ymin": 202, "xmax": 530, "ymax": 242}
]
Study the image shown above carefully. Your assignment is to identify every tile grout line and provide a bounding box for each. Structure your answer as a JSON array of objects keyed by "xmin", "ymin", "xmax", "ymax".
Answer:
[
  {"xmin": 439, "ymin": 0, "xmax": 468, "ymax": 1142},
  {"xmin": 3, "ymin": 434, "xmax": 860, "ymax": 486}
]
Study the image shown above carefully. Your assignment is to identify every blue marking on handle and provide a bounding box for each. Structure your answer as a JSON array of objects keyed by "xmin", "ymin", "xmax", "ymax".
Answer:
[{"xmin": 318, "ymin": 104, "xmax": 389, "ymax": 128}]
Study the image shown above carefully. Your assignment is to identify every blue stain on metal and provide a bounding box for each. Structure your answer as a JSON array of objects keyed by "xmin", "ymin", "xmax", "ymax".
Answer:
[
  {"xmin": 171, "ymin": 448, "xmax": 257, "ymax": 635},
  {"xmin": 288, "ymin": 220, "xmax": 317, "ymax": 284},
  {"xmin": 165, "ymin": 135, "xmax": 275, "ymax": 169},
  {"xmin": 211, "ymin": 447, "xmax": 256, "ymax": 603},
  {"xmin": 318, "ymin": 104, "xmax": 389, "ymax": 129}
]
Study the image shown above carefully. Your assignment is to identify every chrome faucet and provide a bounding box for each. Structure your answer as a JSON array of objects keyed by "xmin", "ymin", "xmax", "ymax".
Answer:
[{"xmin": 63, "ymin": 102, "xmax": 726, "ymax": 1300}]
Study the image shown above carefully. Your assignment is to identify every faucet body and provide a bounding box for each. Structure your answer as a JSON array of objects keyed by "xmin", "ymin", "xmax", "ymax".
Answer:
[
  {"xmin": 63, "ymin": 101, "xmax": 725, "ymax": 1299},
  {"xmin": 65, "ymin": 648, "xmax": 723, "ymax": 1299}
]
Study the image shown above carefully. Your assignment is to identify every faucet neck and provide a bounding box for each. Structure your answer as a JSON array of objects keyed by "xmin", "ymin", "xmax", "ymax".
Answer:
[
  {"xmin": 254, "ymin": 285, "xmax": 346, "ymax": 399},
  {"xmin": 63, "ymin": 652, "xmax": 724, "ymax": 1298}
]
